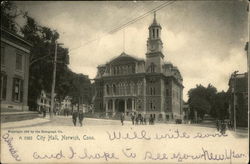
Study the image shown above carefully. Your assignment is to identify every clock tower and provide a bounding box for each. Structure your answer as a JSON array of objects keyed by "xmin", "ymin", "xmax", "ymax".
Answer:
[{"xmin": 146, "ymin": 12, "xmax": 164, "ymax": 73}]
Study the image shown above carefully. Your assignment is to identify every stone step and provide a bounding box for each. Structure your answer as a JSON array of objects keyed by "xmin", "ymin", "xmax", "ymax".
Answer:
[{"xmin": 1, "ymin": 111, "xmax": 39, "ymax": 123}]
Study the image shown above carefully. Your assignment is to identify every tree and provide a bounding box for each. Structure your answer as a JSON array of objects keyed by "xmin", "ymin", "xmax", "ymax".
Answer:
[
  {"xmin": 2, "ymin": 2, "xmax": 92, "ymax": 111},
  {"xmin": 21, "ymin": 15, "xmax": 70, "ymax": 110},
  {"xmin": 188, "ymin": 84, "xmax": 230, "ymax": 121},
  {"xmin": 1, "ymin": 1, "xmax": 22, "ymax": 32},
  {"xmin": 188, "ymin": 84, "xmax": 216, "ymax": 120}
]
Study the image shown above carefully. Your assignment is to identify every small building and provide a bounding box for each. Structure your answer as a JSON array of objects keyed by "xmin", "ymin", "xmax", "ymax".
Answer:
[
  {"xmin": 36, "ymin": 90, "xmax": 52, "ymax": 112},
  {"xmin": 60, "ymin": 96, "xmax": 72, "ymax": 115},
  {"xmin": 36, "ymin": 90, "xmax": 60, "ymax": 114},
  {"xmin": 228, "ymin": 72, "xmax": 248, "ymax": 127},
  {"xmin": 1, "ymin": 27, "xmax": 32, "ymax": 111}
]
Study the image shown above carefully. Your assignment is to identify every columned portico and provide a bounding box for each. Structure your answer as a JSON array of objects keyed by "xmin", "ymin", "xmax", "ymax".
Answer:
[{"xmin": 104, "ymin": 97, "xmax": 138, "ymax": 117}]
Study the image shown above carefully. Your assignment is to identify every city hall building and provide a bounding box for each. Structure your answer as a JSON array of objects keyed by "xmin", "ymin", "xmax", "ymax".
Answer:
[{"xmin": 93, "ymin": 14, "xmax": 183, "ymax": 121}]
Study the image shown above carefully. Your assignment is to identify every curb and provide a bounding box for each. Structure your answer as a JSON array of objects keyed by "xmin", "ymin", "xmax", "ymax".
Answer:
[{"xmin": 1, "ymin": 118, "xmax": 52, "ymax": 130}]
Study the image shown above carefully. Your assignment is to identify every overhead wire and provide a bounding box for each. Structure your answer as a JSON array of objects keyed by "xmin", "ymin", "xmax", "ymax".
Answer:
[{"xmin": 69, "ymin": 1, "xmax": 175, "ymax": 53}]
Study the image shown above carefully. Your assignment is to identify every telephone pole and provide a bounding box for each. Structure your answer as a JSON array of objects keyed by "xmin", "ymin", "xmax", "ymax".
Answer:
[
  {"xmin": 50, "ymin": 41, "xmax": 63, "ymax": 118},
  {"xmin": 233, "ymin": 70, "xmax": 238, "ymax": 132}
]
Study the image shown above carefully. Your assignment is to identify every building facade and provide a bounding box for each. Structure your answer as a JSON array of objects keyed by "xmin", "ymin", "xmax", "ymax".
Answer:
[
  {"xmin": 93, "ymin": 14, "xmax": 183, "ymax": 121},
  {"xmin": 1, "ymin": 27, "xmax": 32, "ymax": 111},
  {"xmin": 37, "ymin": 90, "xmax": 52, "ymax": 112},
  {"xmin": 228, "ymin": 72, "xmax": 248, "ymax": 127}
]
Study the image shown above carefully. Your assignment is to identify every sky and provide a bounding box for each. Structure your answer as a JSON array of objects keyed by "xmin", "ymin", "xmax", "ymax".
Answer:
[{"xmin": 14, "ymin": 1, "xmax": 248, "ymax": 101}]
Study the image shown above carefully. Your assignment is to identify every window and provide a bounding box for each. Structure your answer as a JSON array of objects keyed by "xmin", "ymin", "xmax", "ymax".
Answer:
[
  {"xmin": 12, "ymin": 77, "xmax": 23, "ymax": 102},
  {"xmin": 16, "ymin": 53, "xmax": 23, "ymax": 70},
  {"xmin": 166, "ymin": 89, "xmax": 169, "ymax": 96},
  {"xmin": 106, "ymin": 85, "xmax": 109, "ymax": 95},
  {"xmin": 113, "ymin": 84, "xmax": 116, "ymax": 95},
  {"xmin": 156, "ymin": 29, "xmax": 159, "ymax": 38},
  {"xmin": 149, "ymin": 63, "xmax": 155, "ymax": 73},
  {"xmin": 1, "ymin": 73, "xmax": 7, "ymax": 100},
  {"xmin": 1, "ymin": 47, "xmax": 5, "ymax": 65}
]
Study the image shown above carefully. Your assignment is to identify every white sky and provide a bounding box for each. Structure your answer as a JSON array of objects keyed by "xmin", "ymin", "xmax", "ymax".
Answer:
[{"xmin": 15, "ymin": 1, "xmax": 248, "ymax": 101}]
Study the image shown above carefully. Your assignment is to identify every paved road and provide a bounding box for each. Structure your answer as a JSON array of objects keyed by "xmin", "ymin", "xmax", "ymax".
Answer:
[
  {"xmin": 2, "ymin": 115, "xmax": 247, "ymax": 138},
  {"xmin": 40, "ymin": 115, "xmax": 132, "ymax": 127}
]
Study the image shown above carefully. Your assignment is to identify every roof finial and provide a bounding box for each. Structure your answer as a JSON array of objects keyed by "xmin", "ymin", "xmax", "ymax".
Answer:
[{"xmin": 153, "ymin": 11, "xmax": 157, "ymax": 24}]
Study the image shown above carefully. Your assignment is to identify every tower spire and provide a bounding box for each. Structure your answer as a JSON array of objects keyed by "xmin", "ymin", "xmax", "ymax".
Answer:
[{"xmin": 153, "ymin": 11, "xmax": 157, "ymax": 23}]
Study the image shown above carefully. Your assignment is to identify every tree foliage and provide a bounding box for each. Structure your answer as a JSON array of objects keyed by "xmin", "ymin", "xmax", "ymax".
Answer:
[
  {"xmin": 1, "ymin": 2, "xmax": 92, "ymax": 111},
  {"xmin": 188, "ymin": 84, "xmax": 228, "ymax": 120},
  {"xmin": 20, "ymin": 15, "xmax": 70, "ymax": 110},
  {"xmin": 1, "ymin": 1, "xmax": 20, "ymax": 32}
]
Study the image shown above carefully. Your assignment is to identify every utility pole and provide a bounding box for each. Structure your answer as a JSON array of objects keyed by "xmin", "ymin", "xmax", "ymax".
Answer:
[
  {"xmin": 247, "ymin": 2, "xmax": 249, "ymax": 134},
  {"xmin": 233, "ymin": 70, "xmax": 238, "ymax": 132},
  {"xmin": 50, "ymin": 41, "xmax": 63, "ymax": 118}
]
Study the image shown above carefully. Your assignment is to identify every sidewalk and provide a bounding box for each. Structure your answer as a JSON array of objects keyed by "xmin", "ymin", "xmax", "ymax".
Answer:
[{"xmin": 1, "ymin": 116, "xmax": 51, "ymax": 129}]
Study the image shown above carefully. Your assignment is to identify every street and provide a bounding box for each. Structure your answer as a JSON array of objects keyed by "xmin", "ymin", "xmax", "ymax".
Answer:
[
  {"xmin": 1, "ymin": 116, "xmax": 248, "ymax": 163},
  {"xmin": 2, "ymin": 115, "xmax": 248, "ymax": 138},
  {"xmin": 41, "ymin": 116, "xmax": 133, "ymax": 126}
]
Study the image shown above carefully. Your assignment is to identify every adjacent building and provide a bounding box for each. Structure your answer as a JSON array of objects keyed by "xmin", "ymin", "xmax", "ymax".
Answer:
[
  {"xmin": 36, "ymin": 90, "xmax": 52, "ymax": 112},
  {"xmin": 228, "ymin": 72, "xmax": 248, "ymax": 127},
  {"xmin": 1, "ymin": 27, "xmax": 32, "ymax": 111},
  {"xmin": 93, "ymin": 14, "xmax": 184, "ymax": 122}
]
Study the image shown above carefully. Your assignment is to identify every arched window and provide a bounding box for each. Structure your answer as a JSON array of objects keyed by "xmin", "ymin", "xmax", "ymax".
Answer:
[
  {"xmin": 113, "ymin": 84, "xmax": 116, "ymax": 95},
  {"xmin": 127, "ymin": 83, "xmax": 130, "ymax": 95},
  {"xmin": 113, "ymin": 67, "xmax": 116, "ymax": 75},
  {"xmin": 156, "ymin": 29, "xmax": 159, "ymax": 38},
  {"xmin": 106, "ymin": 85, "xmax": 109, "ymax": 95},
  {"xmin": 153, "ymin": 29, "xmax": 155, "ymax": 38},
  {"xmin": 148, "ymin": 63, "xmax": 156, "ymax": 73},
  {"xmin": 151, "ymin": 65, "xmax": 155, "ymax": 73}
]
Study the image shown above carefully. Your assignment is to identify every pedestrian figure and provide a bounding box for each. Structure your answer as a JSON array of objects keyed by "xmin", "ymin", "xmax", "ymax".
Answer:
[
  {"xmin": 135, "ymin": 115, "xmax": 139, "ymax": 125},
  {"xmin": 228, "ymin": 120, "xmax": 232, "ymax": 130},
  {"xmin": 216, "ymin": 120, "xmax": 220, "ymax": 131},
  {"xmin": 42, "ymin": 105, "xmax": 46, "ymax": 118},
  {"xmin": 120, "ymin": 112, "xmax": 125, "ymax": 126},
  {"xmin": 143, "ymin": 116, "xmax": 147, "ymax": 125},
  {"xmin": 220, "ymin": 120, "xmax": 226, "ymax": 135},
  {"xmin": 78, "ymin": 110, "xmax": 84, "ymax": 126},
  {"xmin": 131, "ymin": 112, "xmax": 135, "ymax": 125},
  {"xmin": 152, "ymin": 114, "xmax": 155, "ymax": 125},
  {"xmin": 149, "ymin": 114, "xmax": 153, "ymax": 125},
  {"xmin": 72, "ymin": 110, "xmax": 78, "ymax": 126},
  {"xmin": 137, "ymin": 114, "xmax": 142, "ymax": 125}
]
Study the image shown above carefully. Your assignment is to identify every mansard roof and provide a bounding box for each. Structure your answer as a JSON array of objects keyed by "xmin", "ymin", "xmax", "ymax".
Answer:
[
  {"xmin": 107, "ymin": 52, "xmax": 144, "ymax": 64},
  {"xmin": 97, "ymin": 52, "xmax": 144, "ymax": 68}
]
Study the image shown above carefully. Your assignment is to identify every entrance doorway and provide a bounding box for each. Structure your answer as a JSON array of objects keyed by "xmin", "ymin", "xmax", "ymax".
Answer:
[{"xmin": 117, "ymin": 99, "xmax": 125, "ymax": 113}]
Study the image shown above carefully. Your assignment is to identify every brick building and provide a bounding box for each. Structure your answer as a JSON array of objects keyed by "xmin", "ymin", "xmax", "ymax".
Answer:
[
  {"xmin": 1, "ymin": 27, "xmax": 32, "ymax": 111},
  {"xmin": 93, "ymin": 14, "xmax": 183, "ymax": 122},
  {"xmin": 228, "ymin": 72, "xmax": 248, "ymax": 127}
]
